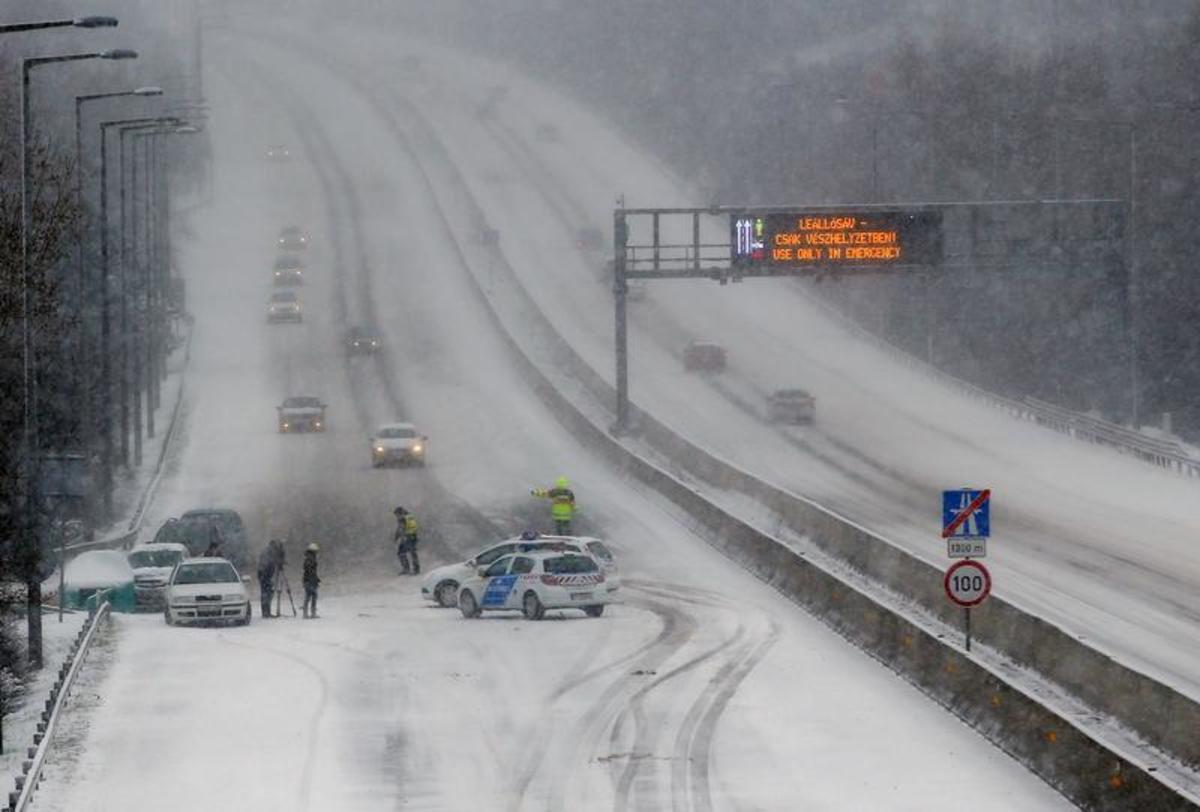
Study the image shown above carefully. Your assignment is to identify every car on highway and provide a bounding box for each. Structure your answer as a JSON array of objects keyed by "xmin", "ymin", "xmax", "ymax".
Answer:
[
  {"xmin": 683, "ymin": 340, "xmax": 726, "ymax": 372},
  {"xmin": 535, "ymin": 122, "xmax": 562, "ymax": 143},
  {"xmin": 278, "ymin": 396, "xmax": 326, "ymax": 433},
  {"xmin": 422, "ymin": 534, "xmax": 619, "ymax": 608},
  {"xmin": 163, "ymin": 557, "xmax": 251, "ymax": 627},
  {"xmin": 576, "ymin": 226, "xmax": 604, "ymax": 251},
  {"xmin": 345, "ymin": 325, "xmax": 383, "ymax": 356},
  {"xmin": 277, "ymin": 226, "xmax": 309, "ymax": 251},
  {"xmin": 265, "ymin": 144, "xmax": 291, "ymax": 161},
  {"xmin": 272, "ymin": 254, "xmax": 305, "ymax": 286},
  {"xmin": 457, "ymin": 550, "xmax": 611, "ymax": 620},
  {"xmin": 370, "ymin": 422, "xmax": 426, "ymax": 467},
  {"xmin": 767, "ymin": 388, "xmax": 816, "ymax": 424},
  {"xmin": 267, "ymin": 290, "xmax": 302, "ymax": 322},
  {"xmin": 127, "ymin": 542, "xmax": 189, "ymax": 611}
]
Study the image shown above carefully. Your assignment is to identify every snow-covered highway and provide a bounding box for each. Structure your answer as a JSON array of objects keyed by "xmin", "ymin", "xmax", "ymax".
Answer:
[
  {"xmin": 28, "ymin": 24, "xmax": 1073, "ymax": 812},
  {"xmin": 360, "ymin": 29, "xmax": 1200, "ymax": 701}
]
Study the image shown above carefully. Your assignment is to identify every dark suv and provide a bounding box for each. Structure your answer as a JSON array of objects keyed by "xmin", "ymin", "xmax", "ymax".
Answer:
[{"xmin": 153, "ymin": 508, "xmax": 249, "ymax": 566}]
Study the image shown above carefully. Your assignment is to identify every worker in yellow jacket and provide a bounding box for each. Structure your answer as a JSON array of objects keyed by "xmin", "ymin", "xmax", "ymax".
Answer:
[{"xmin": 531, "ymin": 476, "xmax": 576, "ymax": 535}]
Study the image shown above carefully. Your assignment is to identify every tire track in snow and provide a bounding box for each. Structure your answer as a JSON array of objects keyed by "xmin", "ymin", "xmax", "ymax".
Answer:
[
  {"xmin": 227, "ymin": 45, "xmax": 502, "ymax": 570},
  {"xmin": 218, "ymin": 633, "xmax": 331, "ymax": 811},
  {"xmin": 234, "ymin": 34, "xmax": 786, "ymax": 811}
]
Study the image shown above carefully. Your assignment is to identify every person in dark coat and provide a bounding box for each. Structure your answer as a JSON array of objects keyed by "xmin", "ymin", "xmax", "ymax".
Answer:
[
  {"xmin": 302, "ymin": 543, "xmax": 320, "ymax": 618},
  {"xmin": 256, "ymin": 540, "xmax": 286, "ymax": 618},
  {"xmin": 256, "ymin": 545, "xmax": 276, "ymax": 618},
  {"xmin": 202, "ymin": 523, "xmax": 225, "ymax": 557}
]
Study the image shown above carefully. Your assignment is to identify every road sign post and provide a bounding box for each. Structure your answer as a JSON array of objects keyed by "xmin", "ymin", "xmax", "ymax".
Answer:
[{"xmin": 944, "ymin": 559, "xmax": 991, "ymax": 651}]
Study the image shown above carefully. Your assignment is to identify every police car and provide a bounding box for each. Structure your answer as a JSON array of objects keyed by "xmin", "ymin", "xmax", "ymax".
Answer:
[
  {"xmin": 457, "ymin": 550, "xmax": 610, "ymax": 620},
  {"xmin": 421, "ymin": 534, "xmax": 619, "ymax": 608}
]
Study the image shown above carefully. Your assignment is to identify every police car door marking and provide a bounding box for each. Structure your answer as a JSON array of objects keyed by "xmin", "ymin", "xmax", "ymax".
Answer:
[{"xmin": 482, "ymin": 574, "xmax": 518, "ymax": 607}]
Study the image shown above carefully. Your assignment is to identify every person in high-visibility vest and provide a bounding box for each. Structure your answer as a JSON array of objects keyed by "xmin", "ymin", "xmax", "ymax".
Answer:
[
  {"xmin": 394, "ymin": 506, "xmax": 420, "ymax": 575},
  {"xmin": 531, "ymin": 476, "xmax": 576, "ymax": 535}
]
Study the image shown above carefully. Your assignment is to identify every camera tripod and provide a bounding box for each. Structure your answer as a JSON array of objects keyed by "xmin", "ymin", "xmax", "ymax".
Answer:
[{"xmin": 274, "ymin": 569, "xmax": 297, "ymax": 617}]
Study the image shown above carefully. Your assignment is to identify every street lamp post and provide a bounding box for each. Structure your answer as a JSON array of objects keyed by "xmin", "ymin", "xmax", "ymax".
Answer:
[
  {"xmin": 19, "ymin": 47, "xmax": 137, "ymax": 670},
  {"xmin": 75, "ymin": 87, "xmax": 162, "ymax": 522},
  {"xmin": 116, "ymin": 120, "xmax": 181, "ymax": 468},
  {"xmin": 98, "ymin": 117, "xmax": 176, "ymax": 493},
  {"xmin": 0, "ymin": 16, "xmax": 117, "ymax": 34}
]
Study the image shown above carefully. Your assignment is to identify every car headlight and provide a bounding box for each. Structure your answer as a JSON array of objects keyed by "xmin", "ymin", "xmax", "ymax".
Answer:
[
  {"xmin": 269, "ymin": 306, "xmax": 277, "ymax": 312},
  {"xmin": 282, "ymin": 422, "xmax": 290, "ymax": 429},
  {"xmin": 274, "ymin": 271, "xmax": 281, "ymax": 276},
  {"xmin": 314, "ymin": 420, "xmax": 323, "ymax": 428},
  {"xmin": 375, "ymin": 446, "xmax": 385, "ymax": 453},
  {"xmin": 412, "ymin": 444, "xmax": 423, "ymax": 453}
]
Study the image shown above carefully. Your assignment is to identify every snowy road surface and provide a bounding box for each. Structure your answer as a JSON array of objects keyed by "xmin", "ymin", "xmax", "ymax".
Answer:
[
  {"xmin": 28, "ymin": 25, "xmax": 1073, "ymax": 812},
  {"xmin": 301, "ymin": 22, "xmax": 1200, "ymax": 701}
]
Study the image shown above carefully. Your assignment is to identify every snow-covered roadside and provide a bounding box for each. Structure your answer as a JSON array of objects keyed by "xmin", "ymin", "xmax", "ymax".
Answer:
[{"xmin": 0, "ymin": 611, "xmax": 87, "ymax": 783}]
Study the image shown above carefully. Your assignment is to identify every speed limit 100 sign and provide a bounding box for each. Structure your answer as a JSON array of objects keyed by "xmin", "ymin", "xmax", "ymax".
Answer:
[{"xmin": 944, "ymin": 560, "xmax": 991, "ymax": 607}]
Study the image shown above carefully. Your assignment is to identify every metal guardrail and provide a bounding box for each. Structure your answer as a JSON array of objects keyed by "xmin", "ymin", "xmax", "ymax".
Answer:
[
  {"xmin": 796, "ymin": 285, "xmax": 1200, "ymax": 477},
  {"xmin": 8, "ymin": 593, "xmax": 111, "ymax": 812}
]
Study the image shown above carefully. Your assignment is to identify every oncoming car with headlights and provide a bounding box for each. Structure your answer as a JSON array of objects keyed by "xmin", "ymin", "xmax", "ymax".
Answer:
[
  {"xmin": 164, "ymin": 558, "xmax": 251, "ymax": 626},
  {"xmin": 278, "ymin": 396, "xmax": 326, "ymax": 433},
  {"xmin": 457, "ymin": 550, "xmax": 611, "ymax": 620},
  {"xmin": 370, "ymin": 422, "xmax": 426, "ymax": 467},
  {"xmin": 422, "ymin": 534, "xmax": 619, "ymax": 608}
]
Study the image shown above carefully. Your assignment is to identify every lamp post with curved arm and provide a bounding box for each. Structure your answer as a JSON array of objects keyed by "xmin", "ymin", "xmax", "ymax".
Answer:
[
  {"xmin": 19, "ymin": 47, "xmax": 138, "ymax": 670},
  {"xmin": 75, "ymin": 87, "xmax": 163, "ymax": 520}
]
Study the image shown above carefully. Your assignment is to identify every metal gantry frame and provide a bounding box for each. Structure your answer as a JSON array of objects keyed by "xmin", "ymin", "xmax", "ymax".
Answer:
[{"xmin": 611, "ymin": 200, "xmax": 1129, "ymax": 433}]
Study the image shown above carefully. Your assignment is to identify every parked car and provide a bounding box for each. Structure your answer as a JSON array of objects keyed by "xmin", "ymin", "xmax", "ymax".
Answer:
[
  {"xmin": 127, "ymin": 542, "xmax": 189, "ymax": 611},
  {"xmin": 163, "ymin": 557, "xmax": 251, "ymax": 626},
  {"xmin": 767, "ymin": 388, "xmax": 816, "ymax": 424},
  {"xmin": 683, "ymin": 340, "xmax": 726, "ymax": 372},
  {"xmin": 267, "ymin": 290, "xmax": 302, "ymax": 322},
  {"xmin": 370, "ymin": 422, "xmax": 427, "ymax": 467},
  {"xmin": 153, "ymin": 509, "xmax": 250, "ymax": 566},
  {"xmin": 422, "ymin": 534, "xmax": 619, "ymax": 608},
  {"xmin": 457, "ymin": 550, "xmax": 611, "ymax": 620},
  {"xmin": 61, "ymin": 550, "xmax": 136, "ymax": 613},
  {"xmin": 278, "ymin": 396, "xmax": 326, "ymax": 433}
]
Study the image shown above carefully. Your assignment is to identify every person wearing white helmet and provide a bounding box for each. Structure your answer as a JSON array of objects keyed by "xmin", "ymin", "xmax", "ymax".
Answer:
[{"xmin": 302, "ymin": 543, "xmax": 321, "ymax": 618}]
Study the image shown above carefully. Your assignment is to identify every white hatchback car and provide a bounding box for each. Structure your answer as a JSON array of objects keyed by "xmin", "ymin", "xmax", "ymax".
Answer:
[
  {"xmin": 421, "ymin": 534, "xmax": 619, "ymax": 608},
  {"xmin": 164, "ymin": 558, "xmax": 251, "ymax": 626},
  {"xmin": 457, "ymin": 550, "xmax": 611, "ymax": 620}
]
